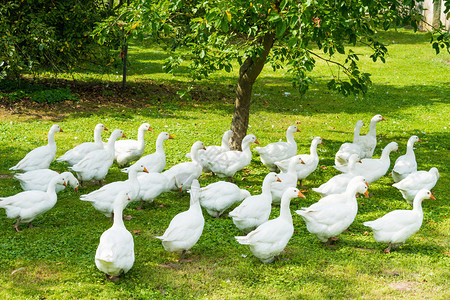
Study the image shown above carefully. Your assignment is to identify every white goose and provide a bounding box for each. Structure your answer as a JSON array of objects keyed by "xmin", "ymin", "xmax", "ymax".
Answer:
[
  {"xmin": 196, "ymin": 130, "xmax": 234, "ymax": 173},
  {"xmin": 135, "ymin": 172, "xmax": 176, "ymax": 210},
  {"xmin": 15, "ymin": 170, "xmax": 79, "ymax": 193},
  {"xmin": 235, "ymin": 188, "xmax": 305, "ymax": 263},
  {"xmin": 254, "ymin": 125, "xmax": 300, "ymax": 171},
  {"xmin": 163, "ymin": 141, "xmax": 206, "ymax": 191},
  {"xmin": 70, "ymin": 129, "xmax": 125, "ymax": 184},
  {"xmin": 276, "ymin": 137, "xmax": 323, "ymax": 187},
  {"xmin": 270, "ymin": 156, "xmax": 304, "ymax": 204},
  {"xmin": 80, "ymin": 163, "xmax": 148, "ymax": 218},
  {"xmin": 95, "ymin": 192, "xmax": 134, "ymax": 280},
  {"xmin": 228, "ymin": 173, "xmax": 281, "ymax": 233},
  {"xmin": 356, "ymin": 114, "xmax": 386, "ymax": 158},
  {"xmin": 334, "ymin": 120, "xmax": 364, "ymax": 168},
  {"xmin": 392, "ymin": 135, "xmax": 420, "ymax": 183},
  {"xmin": 156, "ymin": 179, "xmax": 204, "ymax": 261},
  {"xmin": 114, "ymin": 123, "xmax": 153, "ymax": 166},
  {"xmin": 0, "ymin": 174, "xmax": 67, "ymax": 232},
  {"xmin": 312, "ymin": 154, "xmax": 361, "ymax": 197},
  {"xmin": 207, "ymin": 134, "xmax": 259, "ymax": 181},
  {"xmin": 295, "ymin": 176, "xmax": 369, "ymax": 245},
  {"xmin": 124, "ymin": 132, "xmax": 173, "ymax": 173},
  {"xmin": 199, "ymin": 181, "xmax": 251, "ymax": 218},
  {"xmin": 392, "ymin": 167, "xmax": 439, "ymax": 205},
  {"xmin": 335, "ymin": 142, "xmax": 398, "ymax": 184},
  {"xmin": 57, "ymin": 123, "xmax": 108, "ymax": 166},
  {"xmin": 10, "ymin": 124, "xmax": 63, "ymax": 172},
  {"xmin": 364, "ymin": 189, "xmax": 435, "ymax": 253}
]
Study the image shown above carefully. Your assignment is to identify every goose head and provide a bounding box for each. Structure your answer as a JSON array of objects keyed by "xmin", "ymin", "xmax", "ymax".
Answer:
[
  {"xmin": 371, "ymin": 114, "xmax": 386, "ymax": 123},
  {"xmin": 50, "ymin": 124, "xmax": 63, "ymax": 134},
  {"xmin": 94, "ymin": 123, "xmax": 108, "ymax": 132},
  {"xmin": 139, "ymin": 123, "xmax": 153, "ymax": 133},
  {"xmin": 287, "ymin": 125, "xmax": 300, "ymax": 134},
  {"xmin": 347, "ymin": 176, "xmax": 369, "ymax": 198},
  {"xmin": 242, "ymin": 134, "xmax": 259, "ymax": 146}
]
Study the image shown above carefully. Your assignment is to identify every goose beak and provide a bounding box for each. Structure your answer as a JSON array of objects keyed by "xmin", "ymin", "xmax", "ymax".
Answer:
[
  {"xmin": 104, "ymin": 127, "xmax": 108, "ymax": 131},
  {"xmin": 296, "ymin": 128, "xmax": 300, "ymax": 132},
  {"xmin": 127, "ymin": 196, "xmax": 131, "ymax": 201},
  {"xmin": 381, "ymin": 117, "xmax": 386, "ymax": 121},
  {"xmin": 300, "ymin": 159, "xmax": 305, "ymax": 164},
  {"xmin": 365, "ymin": 182, "xmax": 369, "ymax": 188},
  {"xmin": 63, "ymin": 181, "xmax": 67, "ymax": 187},
  {"xmin": 276, "ymin": 177, "xmax": 282, "ymax": 182},
  {"xmin": 430, "ymin": 194, "xmax": 436, "ymax": 200},
  {"xmin": 298, "ymin": 191, "xmax": 306, "ymax": 198},
  {"xmin": 358, "ymin": 160, "xmax": 362, "ymax": 163},
  {"xmin": 143, "ymin": 167, "xmax": 149, "ymax": 173},
  {"xmin": 60, "ymin": 128, "xmax": 64, "ymax": 132},
  {"xmin": 418, "ymin": 138, "xmax": 421, "ymax": 143},
  {"xmin": 148, "ymin": 127, "xmax": 153, "ymax": 132},
  {"xmin": 202, "ymin": 146, "xmax": 207, "ymax": 150},
  {"xmin": 122, "ymin": 134, "xmax": 127, "ymax": 138},
  {"xmin": 74, "ymin": 186, "xmax": 78, "ymax": 193},
  {"xmin": 169, "ymin": 135, "xmax": 174, "ymax": 139},
  {"xmin": 364, "ymin": 190, "xmax": 369, "ymax": 198},
  {"xmin": 254, "ymin": 139, "xmax": 260, "ymax": 145}
]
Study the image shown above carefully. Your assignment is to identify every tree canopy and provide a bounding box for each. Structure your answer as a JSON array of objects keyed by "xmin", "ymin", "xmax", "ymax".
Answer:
[{"xmin": 99, "ymin": 0, "xmax": 448, "ymax": 148}]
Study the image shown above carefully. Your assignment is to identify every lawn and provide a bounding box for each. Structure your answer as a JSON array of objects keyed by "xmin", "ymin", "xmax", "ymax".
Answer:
[{"xmin": 0, "ymin": 29, "xmax": 449, "ymax": 299}]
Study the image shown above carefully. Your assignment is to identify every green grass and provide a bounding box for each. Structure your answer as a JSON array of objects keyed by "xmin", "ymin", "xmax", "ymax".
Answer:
[{"xmin": 0, "ymin": 29, "xmax": 449, "ymax": 299}]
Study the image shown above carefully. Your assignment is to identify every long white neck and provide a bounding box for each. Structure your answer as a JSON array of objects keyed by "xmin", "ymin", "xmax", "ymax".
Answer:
[
  {"xmin": 112, "ymin": 203, "xmax": 126, "ymax": 228},
  {"xmin": 93, "ymin": 128, "xmax": 103, "ymax": 144},
  {"xmin": 368, "ymin": 120, "xmax": 379, "ymax": 136},
  {"xmin": 136, "ymin": 129, "xmax": 146, "ymax": 151},
  {"xmin": 310, "ymin": 141, "xmax": 319, "ymax": 157},
  {"xmin": 353, "ymin": 123, "xmax": 363, "ymax": 143},
  {"xmin": 412, "ymin": 197, "xmax": 424, "ymax": 218},
  {"xmin": 155, "ymin": 136, "xmax": 166, "ymax": 154},
  {"xmin": 286, "ymin": 129, "xmax": 296, "ymax": 144},
  {"xmin": 279, "ymin": 196, "xmax": 292, "ymax": 222},
  {"xmin": 261, "ymin": 178, "xmax": 274, "ymax": 195},
  {"xmin": 405, "ymin": 140, "xmax": 416, "ymax": 156},
  {"xmin": 221, "ymin": 135, "xmax": 231, "ymax": 151},
  {"xmin": 241, "ymin": 140, "xmax": 252, "ymax": 153},
  {"xmin": 47, "ymin": 129, "xmax": 57, "ymax": 147},
  {"xmin": 287, "ymin": 158, "xmax": 298, "ymax": 175},
  {"xmin": 191, "ymin": 147, "xmax": 201, "ymax": 163},
  {"xmin": 381, "ymin": 147, "xmax": 393, "ymax": 160},
  {"xmin": 46, "ymin": 177, "xmax": 60, "ymax": 196}
]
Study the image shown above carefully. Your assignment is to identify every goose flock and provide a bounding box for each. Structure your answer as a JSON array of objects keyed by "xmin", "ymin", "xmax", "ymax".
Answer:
[{"xmin": 0, "ymin": 115, "xmax": 441, "ymax": 280}]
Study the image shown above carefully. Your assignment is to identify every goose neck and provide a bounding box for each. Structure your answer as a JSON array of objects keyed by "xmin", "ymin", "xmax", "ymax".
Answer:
[
  {"xmin": 310, "ymin": 142, "xmax": 318, "ymax": 156},
  {"xmin": 47, "ymin": 130, "xmax": 57, "ymax": 146},
  {"xmin": 286, "ymin": 130, "xmax": 296, "ymax": 144},
  {"xmin": 405, "ymin": 141, "xmax": 415, "ymax": 156},
  {"xmin": 279, "ymin": 197, "xmax": 292, "ymax": 221},
  {"xmin": 368, "ymin": 120, "xmax": 378, "ymax": 135},
  {"xmin": 112, "ymin": 204, "xmax": 126, "ymax": 228},
  {"xmin": 93, "ymin": 128, "xmax": 103, "ymax": 144}
]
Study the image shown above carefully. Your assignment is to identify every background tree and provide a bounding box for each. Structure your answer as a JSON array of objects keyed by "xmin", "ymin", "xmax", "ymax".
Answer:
[
  {"xmin": 0, "ymin": 0, "xmax": 121, "ymax": 82},
  {"xmin": 98, "ymin": 0, "xmax": 449, "ymax": 149}
]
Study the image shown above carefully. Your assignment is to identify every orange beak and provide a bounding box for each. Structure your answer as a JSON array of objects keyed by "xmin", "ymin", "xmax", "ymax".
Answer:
[
  {"xmin": 143, "ymin": 167, "xmax": 149, "ymax": 173},
  {"xmin": 254, "ymin": 139, "xmax": 260, "ymax": 145},
  {"xmin": 382, "ymin": 117, "xmax": 387, "ymax": 121},
  {"xmin": 169, "ymin": 135, "xmax": 174, "ymax": 139},
  {"xmin": 122, "ymin": 134, "xmax": 127, "ymax": 138},
  {"xmin": 63, "ymin": 181, "xmax": 67, "ymax": 187},
  {"xmin": 364, "ymin": 190, "xmax": 369, "ymax": 198},
  {"xmin": 365, "ymin": 182, "xmax": 369, "ymax": 188},
  {"xmin": 418, "ymin": 139, "xmax": 421, "ymax": 142},
  {"xmin": 74, "ymin": 186, "xmax": 78, "ymax": 194},
  {"xmin": 430, "ymin": 194, "xmax": 436, "ymax": 200},
  {"xmin": 296, "ymin": 128, "xmax": 300, "ymax": 132},
  {"xmin": 148, "ymin": 127, "xmax": 153, "ymax": 132},
  {"xmin": 203, "ymin": 146, "xmax": 207, "ymax": 150},
  {"xmin": 60, "ymin": 128, "xmax": 64, "ymax": 132},
  {"xmin": 104, "ymin": 127, "xmax": 108, "ymax": 131},
  {"xmin": 276, "ymin": 177, "xmax": 282, "ymax": 182},
  {"xmin": 298, "ymin": 191, "xmax": 306, "ymax": 198},
  {"xmin": 300, "ymin": 159, "xmax": 305, "ymax": 164}
]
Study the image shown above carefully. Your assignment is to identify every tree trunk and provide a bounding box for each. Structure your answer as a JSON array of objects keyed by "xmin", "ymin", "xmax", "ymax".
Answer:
[{"xmin": 230, "ymin": 32, "xmax": 275, "ymax": 150}]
